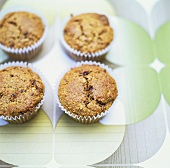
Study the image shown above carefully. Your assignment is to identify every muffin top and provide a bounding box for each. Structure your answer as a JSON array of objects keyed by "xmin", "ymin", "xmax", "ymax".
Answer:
[
  {"xmin": 58, "ymin": 64, "xmax": 118, "ymax": 117},
  {"xmin": 0, "ymin": 66, "xmax": 44, "ymax": 117},
  {"xmin": 0, "ymin": 11, "xmax": 44, "ymax": 49},
  {"xmin": 64, "ymin": 13, "xmax": 114, "ymax": 53}
]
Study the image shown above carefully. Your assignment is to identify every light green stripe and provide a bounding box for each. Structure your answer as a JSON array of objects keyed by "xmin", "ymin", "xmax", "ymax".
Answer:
[
  {"xmin": 106, "ymin": 18, "xmax": 154, "ymax": 65},
  {"xmin": 159, "ymin": 66, "xmax": 170, "ymax": 105},
  {"xmin": 115, "ymin": 66, "xmax": 161, "ymax": 124},
  {"xmin": 154, "ymin": 21, "xmax": 170, "ymax": 65}
]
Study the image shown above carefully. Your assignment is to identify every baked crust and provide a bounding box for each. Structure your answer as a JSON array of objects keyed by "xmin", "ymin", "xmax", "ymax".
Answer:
[
  {"xmin": 0, "ymin": 12, "xmax": 44, "ymax": 48},
  {"xmin": 58, "ymin": 64, "xmax": 118, "ymax": 117},
  {"xmin": 0, "ymin": 66, "xmax": 44, "ymax": 117},
  {"xmin": 64, "ymin": 13, "xmax": 114, "ymax": 53}
]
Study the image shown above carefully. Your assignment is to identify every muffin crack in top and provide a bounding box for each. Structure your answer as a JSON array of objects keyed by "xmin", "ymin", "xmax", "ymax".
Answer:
[
  {"xmin": 58, "ymin": 64, "xmax": 118, "ymax": 117},
  {"xmin": 0, "ymin": 11, "xmax": 44, "ymax": 48},
  {"xmin": 64, "ymin": 13, "xmax": 114, "ymax": 53},
  {"xmin": 0, "ymin": 66, "xmax": 44, "ymax": 117},
  {"xmin": 82, "ymin": 70, "xmax": 114, "ymax": 112}
]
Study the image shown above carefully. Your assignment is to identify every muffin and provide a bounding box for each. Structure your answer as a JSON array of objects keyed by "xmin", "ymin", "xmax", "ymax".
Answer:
[
  {"xmin": 0, "ymin": 64, "xmax": 45, "ymax": 123},
  {"xmin": 57, "ymin": 63, "xmax": 118, "ymax": 123},
  {"xmin": 62, "ymin": 13, "xmax": 114, "ymax": 61},
  {"xmin": 0, "ymin": 9, "xmax": 48, "ymax": 60}
]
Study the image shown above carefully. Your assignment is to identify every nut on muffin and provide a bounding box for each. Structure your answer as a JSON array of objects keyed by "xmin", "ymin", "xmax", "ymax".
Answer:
[
  {"xmin": 0, "ymin": 66, "xmax": 44, "ymax": 118},
  {"xmin": 0, "ymin": 11, "xmax": 44, "ymax": 49},
  {"xmin": 64, "ymin": 13, "xmax": 114, "ymax": 54},
  {"xmin": 58, "ymin": 64, "xmax": 118, "ymax": 119}
]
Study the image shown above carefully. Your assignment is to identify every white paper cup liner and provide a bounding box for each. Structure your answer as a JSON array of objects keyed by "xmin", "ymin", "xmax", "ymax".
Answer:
[
  {"xmin": 0, "ymin": 61, "xmax": 47, "ymax": 124},
  {"xmin": 60, "ymin": 12, "xmax": 116, "ymax": 61},
  {"xmin": 55, "ymin": 61, "xmax": 120, "ymax": 124},
  {"xmin": 0, "ymin": 7, "xmax": 48, "ymax": 61}
]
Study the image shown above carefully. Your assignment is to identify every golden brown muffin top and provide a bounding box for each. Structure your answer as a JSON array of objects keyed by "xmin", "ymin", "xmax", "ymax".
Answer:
[
  {"xmin": 64, "ymin": 13, "xmax": 114, "ymax": 54},
  {"xmin": 58, "ymin": 64, "xmax": 118, "ymax": 117},
  {"xmin": 0, "ymin": 66, "xmax": 44, "ymax": 117},
  {"xmin": 0, "ymin": 11, "xmax": 44, "ymax": 49}
]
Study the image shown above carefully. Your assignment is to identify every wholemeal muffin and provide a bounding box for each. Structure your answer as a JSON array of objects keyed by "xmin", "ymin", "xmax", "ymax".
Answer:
[
  {"xmin": 0, "ymin": 9, "xmax": 48, "ymax": 60},
  {"xmin": 0, "ymin": 12, "xmax": 44, "ymax": 49},
  {"xmin": 58, "ymin": 63, "xmax": 118, "ymax": 123},
  {"xmin": 0, "ymin": 65, "xmax": 45, "ymax": 123},
  {"xmin": 62, "ymin": 13, "xmax": 114, "ymax": 61}
]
